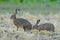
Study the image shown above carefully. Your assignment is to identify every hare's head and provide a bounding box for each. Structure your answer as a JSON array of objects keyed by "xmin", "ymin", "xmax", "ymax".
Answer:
[
  {"xmin": 33, "ymin": 19, "xmax": 40, "ymax": 29},
  {"xmin": 33, "ymin": 25, "xmax": 38, "ymax": 29},
  {"xmin": 10, "ymin": 14, "xmax": 16, "ymax": 19},
  {"xmin": 10, "ymin": 9, "xmax": 20, "ymax": 19}
]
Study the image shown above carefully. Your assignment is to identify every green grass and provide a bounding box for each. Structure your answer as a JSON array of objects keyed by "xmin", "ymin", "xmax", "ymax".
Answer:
[
  {"xmin": 0, "ymin": 0, "xmax": 60, "ymax": 5},
  {"xmin": 0, "ymin": 0, "xmax": 60, "ymax": 15}
]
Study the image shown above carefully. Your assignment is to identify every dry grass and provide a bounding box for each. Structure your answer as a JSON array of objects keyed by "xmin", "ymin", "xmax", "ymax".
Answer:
[{"xmin": 0, "ymin": 13, "xmax": 60, "ymax": 40}]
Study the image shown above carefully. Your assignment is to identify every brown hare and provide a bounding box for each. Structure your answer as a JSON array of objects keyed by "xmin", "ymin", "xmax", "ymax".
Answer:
[
  {"xmin": 10, "ymin": 9, "xmax": 32, "ymax": 31},
  {"xmin": 33, "ymin": 19, "xmax": 55, "ymax": 32}
]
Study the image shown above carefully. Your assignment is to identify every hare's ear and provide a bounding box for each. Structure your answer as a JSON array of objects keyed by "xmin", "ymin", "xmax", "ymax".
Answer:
[
  {"xmin": 15, "ymin": 9, "xmax": 20, "ymax": 11},
  {"xmin": 15, "ymin": 9, "xmax": 20, "ymax": 14},
  {"xmin": 18, "ymin": 9, "xmax": 20, "ymax": 11},
  {"xmin": 16, "ymin": 9, "xmax": 20, "ymax": 11},
  {"xmin": 36, "ymin": 19, "xmax": 40, "ymax": 25}
]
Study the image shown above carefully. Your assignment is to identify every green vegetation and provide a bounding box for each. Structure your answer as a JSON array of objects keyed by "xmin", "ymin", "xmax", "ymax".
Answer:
[{"xmin": 0, "ymin": 0, "xmax": 60, "ymax": 5}]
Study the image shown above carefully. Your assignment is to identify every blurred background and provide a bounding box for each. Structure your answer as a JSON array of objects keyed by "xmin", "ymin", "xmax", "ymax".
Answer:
[
  {"xmin": 0, "ymin": 0, "xmax": 60, "ymax": 15},
  {"xmin": 0, "ymin": 0, "xmax": 60, "ymax": 40}
]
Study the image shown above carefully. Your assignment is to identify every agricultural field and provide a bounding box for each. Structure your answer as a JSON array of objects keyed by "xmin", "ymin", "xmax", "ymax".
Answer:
[{"xmin": 0, "ymin": 0, "xmax": 60, "ymax": 40}]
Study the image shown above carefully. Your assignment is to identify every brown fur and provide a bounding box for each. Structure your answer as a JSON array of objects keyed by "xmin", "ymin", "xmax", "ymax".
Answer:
[
  {"xmin": 33, "ymin": 20, "xmax": 55, "ymax": 32},
  {"xmin": 10, "ymin": 9, "xmax": 32, "ymax": 31}
]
